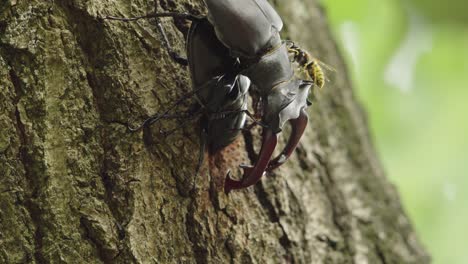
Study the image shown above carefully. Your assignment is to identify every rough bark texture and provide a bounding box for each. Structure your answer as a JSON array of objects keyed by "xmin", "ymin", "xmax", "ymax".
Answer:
[{"xmin": 0, "ymin": 0, "xmax": 430, "ymax": 263}]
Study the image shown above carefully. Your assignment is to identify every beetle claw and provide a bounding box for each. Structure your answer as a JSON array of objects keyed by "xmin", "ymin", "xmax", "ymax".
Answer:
[
  {"xmin": 267, "ymin": 108, "xmax": 308, "ymax": 171},
  {"xmin": 224, "ymin": 167, "xmax": 267, "ymax": 193},
  {"xmin": 224, "ymin": 129, "xmax": 277, "ymax": 193},
  {"xmin": 224, "ymin": 171, "xmax": 237, "ymax": 193},
  {"xmin": 276, "ymin": 154, "xmax": 287, "ymax": 164},
  {"xmin": 238, "ymin": 164, "xmax": 255, "ymax": 178}
]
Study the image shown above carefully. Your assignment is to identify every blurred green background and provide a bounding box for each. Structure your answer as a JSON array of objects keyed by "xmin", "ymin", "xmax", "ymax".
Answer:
[{"xmin": 320, "ymin": 0, "xmax": 468, "ymax": 263}]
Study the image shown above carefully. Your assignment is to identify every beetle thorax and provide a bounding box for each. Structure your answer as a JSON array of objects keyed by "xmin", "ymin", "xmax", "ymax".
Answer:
[{"xmin": 242, "ymin": 43, "xmax": 295, "ymax": 95}]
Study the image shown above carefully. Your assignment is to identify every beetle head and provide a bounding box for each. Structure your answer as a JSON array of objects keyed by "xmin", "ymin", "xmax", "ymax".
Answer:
[
  {"xmin": 197, "ymin": 75, "xmax": 251, "ymax": 152},
  {"xmin": 196, "ymin": 74, "xmax": 249, "ymax": 113},
  {"xmin": 263, "ymin": 78, "xmax": 312, "ymax": 133},
  {"xmin": 225, "ymin": 78, "xmax": 312, "ymax": 192}
]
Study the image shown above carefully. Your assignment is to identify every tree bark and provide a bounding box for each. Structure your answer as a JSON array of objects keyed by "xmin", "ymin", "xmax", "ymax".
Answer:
[{"xmin": 0, "ymin": 0, "xmax": 430, "ymax": 263}]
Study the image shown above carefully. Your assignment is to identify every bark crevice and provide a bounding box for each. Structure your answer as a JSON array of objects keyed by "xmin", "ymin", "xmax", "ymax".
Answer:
[
  {"xmin": 185, "ymin": 200, "xmax": 209, "ymax": 264},
  {"xmin": 254, "ymin": 184, "xmax": 294, "ymax": 258},
  {"xmin": 14, "ymin": 98, "xmax": 46, "ymax": 264},
  {"xmin": 313, "ymin": 153, "xmax": 353, "ymax": 257}
]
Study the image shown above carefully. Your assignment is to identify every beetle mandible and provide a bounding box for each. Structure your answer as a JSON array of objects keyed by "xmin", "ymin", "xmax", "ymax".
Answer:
[{"xmin": 106, "ymin": 0, "xmax": 315, "ymax": 193}]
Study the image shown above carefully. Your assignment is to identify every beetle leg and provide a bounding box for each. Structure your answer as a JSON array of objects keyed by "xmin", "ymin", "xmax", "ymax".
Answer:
[
  {"xmin": 235, "ymin": 122, "xmax": 257, "ymax": 132},
  {"xmin": 230, "ymin": 120, "xmax": 263, "ymax": 132},
  {"xmin": 229, "ymin": 120, "xmax": 267, "ymax": 133},
  {"xmin": 154, "ymin": 18, "xmax": 188, "ymax": 66},
  {"xmin": 208, "ymin": 109, "xmax": 267, "ymax": 132},
  {"xmin": 190, "ymin": 127, "xmax": 207, "ymax": 192},
  {"xmin": 105, "ymin": 12, "xmax": 201, "ymax": 22},
  {"xmin": 267, "ymin": 108, "xmax": 308, "ymax": 171},
  {"xmin": 210, "ymin": 109, "xmax": 267, "ymax": 127},
  {"xmin": 243, "ymin": 110, "xmax": 268, "ymax": 128},
  {"xmin": 196, "ymin": 128, "xmax": 207, "ymax": 176},
  {"xmin": 105, "ymin": 12, "xmax": 202, "ymax": 66},
  {"xmin": 158, "ymin": 111, "xmax": 202, "ymax": 137},
  {"xmin": 224, "ymin": 129, "xmax": 278, "ymax": 193},
  {"xmin": 128, "ymin": 85, "xmax": 209, "ymax": 132}
]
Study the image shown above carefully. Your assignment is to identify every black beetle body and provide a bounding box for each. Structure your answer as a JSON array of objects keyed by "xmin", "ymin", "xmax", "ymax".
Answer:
[
  {"xmin": 204, "ymin": 0, "xmax": 312, "ymax": 192},
  {"xmin": 106, "ymin": 0, "xmax": 315, "ymax": 193},
  {"xmin": 186, "ymin": 18, "xmax": 250, "ymax": 153}
]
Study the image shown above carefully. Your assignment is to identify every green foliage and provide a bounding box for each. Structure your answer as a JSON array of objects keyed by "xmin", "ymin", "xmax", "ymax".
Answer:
[
  {"xmin": 321, "ymin": 0, "xmax": 468, "ymax": 263},
  {"xmin": 408, "ymin": 0, "xmax": 468, "ymax": 24}
]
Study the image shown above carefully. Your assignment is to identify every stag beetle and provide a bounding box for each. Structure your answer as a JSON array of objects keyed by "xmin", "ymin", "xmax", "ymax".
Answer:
[{"xmin": 106, "ymin": 0, "xmax": 316, "ymax": 193}]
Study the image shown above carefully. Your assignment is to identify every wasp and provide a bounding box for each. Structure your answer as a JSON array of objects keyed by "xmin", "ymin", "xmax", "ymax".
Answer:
[{"xmin": 286, "ymin": 41, "xmax": 334, "ymax": 89}]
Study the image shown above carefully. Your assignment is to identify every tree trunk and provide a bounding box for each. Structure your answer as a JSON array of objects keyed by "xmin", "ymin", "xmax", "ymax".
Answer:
[{"xmin": 0, "ymin": 0, "xmax": 430, "ymax": 263}]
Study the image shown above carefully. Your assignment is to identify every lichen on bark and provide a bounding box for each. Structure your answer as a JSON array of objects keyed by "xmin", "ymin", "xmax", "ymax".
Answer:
[{"xmin": 0, "ymin": 0, "xmax": 429, "ymax": 263}]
